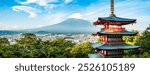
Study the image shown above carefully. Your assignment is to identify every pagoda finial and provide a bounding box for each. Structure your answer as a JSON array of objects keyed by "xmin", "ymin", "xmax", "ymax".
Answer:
[{"xmin": 110, "ymin": 0, "xmax": 115, "ymax": 16}]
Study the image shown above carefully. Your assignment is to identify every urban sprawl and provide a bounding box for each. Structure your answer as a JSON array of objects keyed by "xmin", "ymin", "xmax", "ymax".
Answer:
[{"xmin": 0, "ymin": 34, "xmax": 98, "ymax": 45}]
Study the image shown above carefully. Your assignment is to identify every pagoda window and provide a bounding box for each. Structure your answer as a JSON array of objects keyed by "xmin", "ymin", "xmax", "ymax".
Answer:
[
  {"xmin": 104, "ymin": 24, "xmax": 109, "ymax": 29},
  {"xmin": 99, "ymin": 50, "xmax": 108, "ymax": 56},
  {"xmin": 103, "ymin": 36, "xmax": 108, "ymax": 42},
  {"xmin": 99, "ymin": 50, "xmax": 103, "ymax": 55},
  {"xmin": 103, "ymin": 51, "xmax": 108, "ymax": 56},
  {"xmin": 101, "ymin": 50, "xmax": 104, "ymax": 54}
]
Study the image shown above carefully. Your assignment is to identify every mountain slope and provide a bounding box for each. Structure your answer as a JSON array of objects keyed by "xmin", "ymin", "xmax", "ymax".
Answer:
[{"xmin": 32, "ymin": 18, "xmax": 98, "ymax": 33}]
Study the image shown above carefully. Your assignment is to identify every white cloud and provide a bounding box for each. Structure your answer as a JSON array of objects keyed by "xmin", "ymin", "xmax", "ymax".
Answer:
[
  {"xmin": 20, "ymin": 0, "xmax": 37, "ymax": 4},
  {"xmin": 12, "ymin": 6, "xmax": 38, "ymax": 18},
  {"xmin": 20, "ymin": 0, "xmax": 72, "ymax": 7},
  {"xmin": 69, "ymin": 13, "xmax": 82, "ymax": 19},
  {"xmin": 64, "ymin": 0, "xmax": 72, "ymax": 4},
  {"xmin": 21, "ymin": 0, "xmax": 60, "ymax": 6},
  {"xmin": 43, "ymin": 13, "xmax": 68, "ymax": 25},
  {"xmin": 20, "ymin": 0, "xmax": 73, "ymax": 6},
  {"xmin": 12, "ymin": 0, "xmax": 73, "ymax": 19}
]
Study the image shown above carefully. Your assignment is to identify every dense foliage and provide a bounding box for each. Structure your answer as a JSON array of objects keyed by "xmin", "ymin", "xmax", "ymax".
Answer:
[
  {"xmin": 124, "ymin": 30, "xmax": 150, "ymax": 58},
  {"xmin": 0, "ymin": 33, "xmax": 95, "ymax": 58},
  {"xmin": 135, "ymin": 30, "xmax": 150, "ymax": 58}
]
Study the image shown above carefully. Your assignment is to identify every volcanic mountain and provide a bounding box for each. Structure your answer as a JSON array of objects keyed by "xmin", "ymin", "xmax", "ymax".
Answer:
[{"xmin": 31, "ymin": 18, "xmax": 98, "ymax": 33}]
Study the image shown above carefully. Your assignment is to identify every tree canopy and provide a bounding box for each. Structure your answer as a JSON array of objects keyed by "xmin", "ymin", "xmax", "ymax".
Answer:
[{"xmin": 0, "ymin": 33, "xmax": 95, "ymax": 58}]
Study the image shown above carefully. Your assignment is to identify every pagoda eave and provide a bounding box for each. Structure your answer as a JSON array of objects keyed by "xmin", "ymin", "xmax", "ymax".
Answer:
[
  {"xmin": 93, "ymin": 16, "xmax": 136, "ymax": 26},
  {"xmin": 91, "ymin": 43, "xmax": 140, "ymax": 51},
  {"xmin": 93, "ymin": 20, "xmax": 136, "ymax": 26},
  {"xmin": 95, "ymin": 47, "xmax": 139, "ymax": 51},
  {"xmin": 96, "ymin": 31, "xmax": 138, "ymax": 36}
]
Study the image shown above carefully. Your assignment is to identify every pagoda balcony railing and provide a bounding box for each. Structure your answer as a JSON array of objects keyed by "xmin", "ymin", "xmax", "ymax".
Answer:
[
  {"xmin": 106, "ymin": 42, "xmax": 125, "ymax": 44},
  {"xmin": 101, "ymin": 28, "xmax": 126, "ymax": 32},
  {"xmin": 99, "ymin": 50, "xmax": 124, "ymax": 56}
]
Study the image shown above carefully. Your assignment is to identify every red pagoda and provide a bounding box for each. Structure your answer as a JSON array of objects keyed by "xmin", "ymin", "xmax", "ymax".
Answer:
[{"xmin": 89, "ymin": 0, "xmax": 140, "ymax": 58}]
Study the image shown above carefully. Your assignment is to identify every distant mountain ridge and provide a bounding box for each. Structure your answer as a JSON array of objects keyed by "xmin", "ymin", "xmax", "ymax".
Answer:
[
  {"xmin": 0, "ymin": 30, "xmax": 21, "ymax": 35},
  {"xmin": 0, "ymin": 18, "xmax": 99, "ymax": 35},
  {"xmin": 30, "ymin": 18, "xmax": 98, "ymax": 33}
]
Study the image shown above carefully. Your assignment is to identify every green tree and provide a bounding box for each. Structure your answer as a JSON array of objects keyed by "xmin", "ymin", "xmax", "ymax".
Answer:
[
  {"xmin": 15, "ymin": 33, "xmax": 41, "ymax": 58},
  {"xmin": 40, "ymin": 38, "xmax": 75, "ymax": 58},
  {"xmin": 0, "ymin": 45, "xmax": 14, "ymax": 58},
  {"xmin": 0, "ymin": 38, "xmax": 9, "ymax": 46},
  {"xmin": 135, "ymin": 30, "xmax": 150, "ymax": 58},
  {"xmin": 125, "ymin": 30, "xmax": 150, "ymax": 58},
  {"xmin": 123, "ymin": 30, "xmax": 140, "ymax": 45},
  {"xmin": 16, "ymin": 33, "xmax": 37, "ymax": 48},
  {"xmin": 97, "ymin": 36, "xmax": 104, "ymax": 42},
  {"xmin": 0, "ymin": 38, "xmax": 12, "ymax": 57},
  {"xmin": 136, "ymin": 31, "xmax": 150, "ymax": 50},
  {"xmin": 70, "ymin": 42, "xmax": 95, "ymax": 58}
]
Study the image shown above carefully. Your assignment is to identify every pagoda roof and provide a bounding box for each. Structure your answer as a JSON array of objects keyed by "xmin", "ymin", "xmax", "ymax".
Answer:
[
  {"xmin": 91, "ymin": 42, "xmax": 140, "ymax": 50},
  {"xmin": 97, "ymin": 31, "xmax": 138, "ymax": 36},
  {"xmin": 94, "ymin": 15, "xmax": 136, "ymax": 25},
  {"xmin": 99, "ymin": 16, "xmax": 136, "ymax": 22}
]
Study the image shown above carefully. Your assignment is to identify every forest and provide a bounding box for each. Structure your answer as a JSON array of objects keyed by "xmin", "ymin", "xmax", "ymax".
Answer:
[{"xmin": 0, "ymin": 29, "xmax": 150, "ymax": 58}]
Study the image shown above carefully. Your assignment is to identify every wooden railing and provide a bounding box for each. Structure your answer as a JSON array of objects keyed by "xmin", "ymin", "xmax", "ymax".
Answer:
[{"xmin": 101, "ymin": 27, "xmax": 125, "ymax": 32}]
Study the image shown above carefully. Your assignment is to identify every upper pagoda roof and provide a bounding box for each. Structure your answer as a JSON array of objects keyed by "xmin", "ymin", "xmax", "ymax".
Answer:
[
  {"xmin": 91, "ymin": 42, "xmax": 140, "ymax": 50},
  {"xmin": 93, "ymin": 0, "xmax": 137, "ymax": 25},
  {"xmin": 99, "ymin": 15, "xmax": 136, "ymax": 22},
  {"xmin": 94, "ymin": 15, "xmax": 136, "ymax": 25}
]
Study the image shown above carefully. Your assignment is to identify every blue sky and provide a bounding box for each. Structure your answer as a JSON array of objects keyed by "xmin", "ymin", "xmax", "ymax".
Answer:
[{"xmin": 0, "ymin": 0, "xmax": 150, "ymax": 31}]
